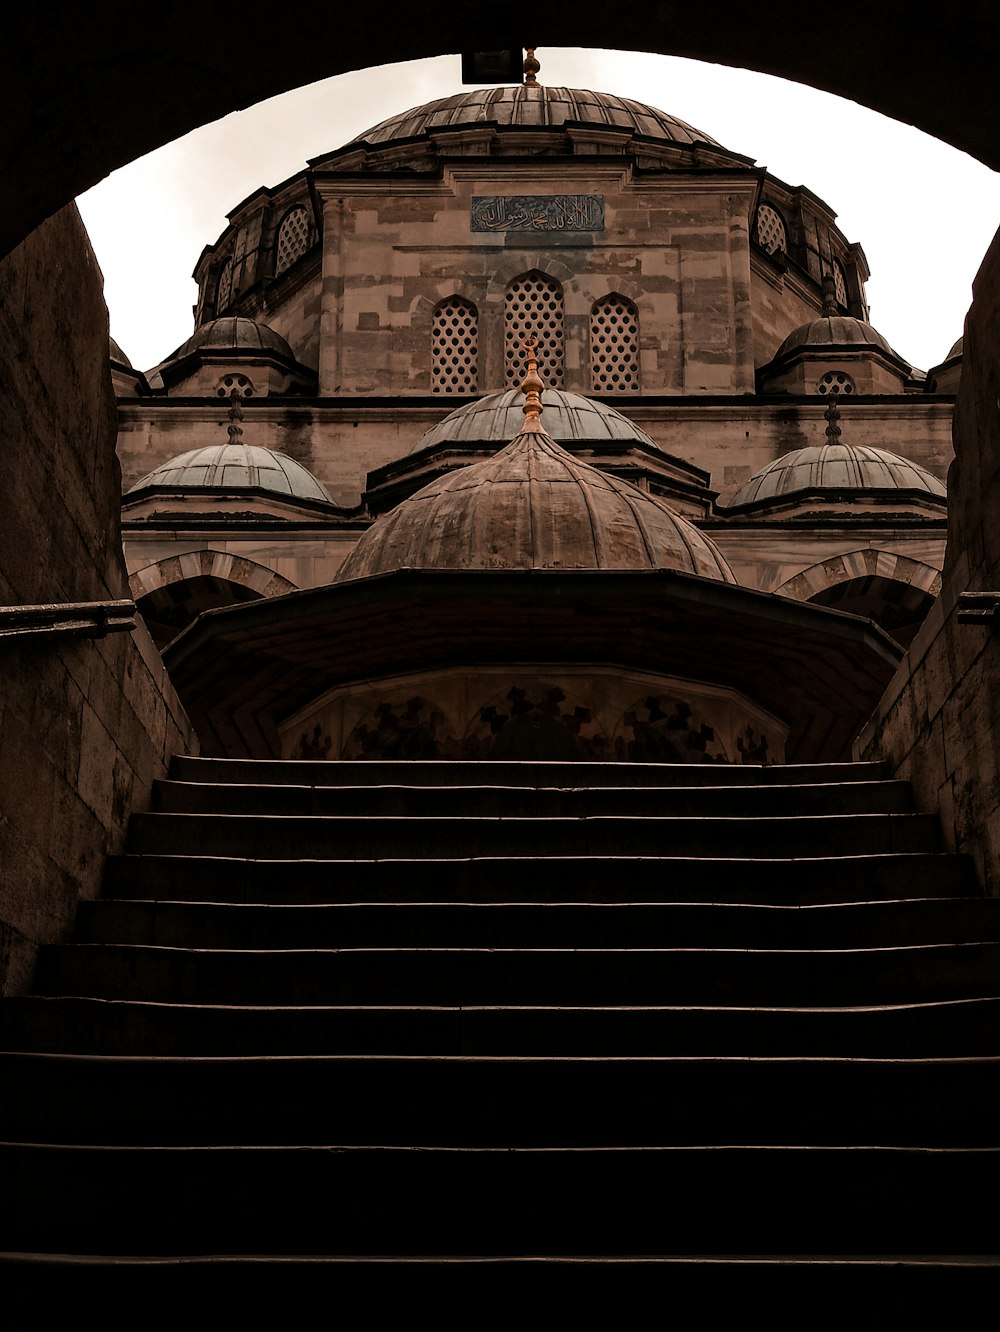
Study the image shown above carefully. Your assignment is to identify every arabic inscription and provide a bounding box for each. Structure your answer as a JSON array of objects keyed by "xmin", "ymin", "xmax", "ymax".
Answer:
[{"xmin": 471, "ymin": 195, "xmax": 605, "ymax": 233}]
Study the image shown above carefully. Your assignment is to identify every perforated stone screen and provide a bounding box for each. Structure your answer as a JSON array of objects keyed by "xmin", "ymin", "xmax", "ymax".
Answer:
[
  {"xmin": 756, "ymin": 205, "xmax": 787, "ymax": 256},
  {"xmin": 431, "ymin": 298, "xmax": 479, "ymax": 393},
  {"xmin": 275, "ymin": 207, "xmax": 312, "ymax": 276},
  {"xmin": 504, "ymin": 273, "xmax": 565, "ymax": 387},
  {"xmin": 818, "ymin": 370, "xmax": 855, "ymax": 395},
  {"xmin": 590, "ymin": 296, "xmax": 640, "ymax": 392},
  {"xmin": 216, "ymin": 259, "xmax": 233, "ymax": 311},
  {"xmin": 833, "ymin": 260, "xmax": 848, "ymax": 308}
]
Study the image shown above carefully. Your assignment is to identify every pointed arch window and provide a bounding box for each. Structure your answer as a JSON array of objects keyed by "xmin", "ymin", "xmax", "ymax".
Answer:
[
  {"xmin": 504, "ymin": 272, "xmax": 565, "ymax": 388},
  {"xmin": 755, "ymin": 204, "xmax": 787, "ymax": 256},
  {"xmin": 431, "ymin": 297, "xmax": 479, "ymax": 393},
  {"xmin": 590, "ymin": 294, "xmax": 640, "ymax": 392},
  {"xmin": 275, "ymin": 206, "xmax": 314, "ymax": 276}
]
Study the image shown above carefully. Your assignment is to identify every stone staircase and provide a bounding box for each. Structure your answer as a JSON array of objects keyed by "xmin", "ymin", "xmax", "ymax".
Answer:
[{"xmin": 2, "ymin": 756, "xmax": 1000, "ymax": 1278}]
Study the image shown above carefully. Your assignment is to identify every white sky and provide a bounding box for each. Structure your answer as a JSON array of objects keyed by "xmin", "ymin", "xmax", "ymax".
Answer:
[{"xmin": 77, "ymin": 48, "xmax": 1000, "ymax": 376}]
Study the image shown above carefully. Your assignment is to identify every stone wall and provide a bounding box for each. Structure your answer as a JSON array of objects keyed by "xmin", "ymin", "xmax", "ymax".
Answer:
[
  {"xmin": 0, "ymin": 207, "xmax": 196, "ymax": 994},
  {"xmin": 858, "ymin": 223, "xmax": 1000, "ymax": 894}
]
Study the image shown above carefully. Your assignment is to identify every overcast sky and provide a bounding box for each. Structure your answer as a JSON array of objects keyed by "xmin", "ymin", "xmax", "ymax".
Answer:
[{"xmin": 77, "ymin": 47, "xmax": 1000, "ymax": 376}]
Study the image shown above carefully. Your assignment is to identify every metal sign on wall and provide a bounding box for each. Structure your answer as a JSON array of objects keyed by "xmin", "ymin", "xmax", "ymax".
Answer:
[{"xmin": 471, "ymin": 196, "xmax": 605, "ymax": 233}]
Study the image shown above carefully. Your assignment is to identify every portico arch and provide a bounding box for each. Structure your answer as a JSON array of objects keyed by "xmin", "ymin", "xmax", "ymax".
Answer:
[{"xmin": 5, "ymin": 9, "xmax": 1000, "ymax": 260}]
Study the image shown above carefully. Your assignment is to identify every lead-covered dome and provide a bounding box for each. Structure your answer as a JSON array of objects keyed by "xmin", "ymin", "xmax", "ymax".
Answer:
[
  {"xmin": 164, "ymin": 317, "xmax": 295, "ymax": 363},
  {"xmin": 338, "ymin": 418, "xmax": 735, "ymax": 582},
  {"xmin": 410, "ymin": 388, "xmax": 659, "ymax": 453},
  {"xmin": 353, "ymin": 86, "xmax": 721, "ymax": 148},
  {"xmin": 127, "ymin": 443, "xmax": 332, "ymax": 503},
  {"xmin": 774, "ymin": 316, "xmax": 897, "ymax": 361},
  {"xmin": 728, "ymin": 443, "xmax": 946, "ymax": 508}
]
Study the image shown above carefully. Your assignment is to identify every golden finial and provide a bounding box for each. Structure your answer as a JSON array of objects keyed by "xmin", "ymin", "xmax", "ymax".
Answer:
[
  {"xmin": 520, "ymin": 337, "xmax": 544, "ymax": 430},
  {"xmin": 523, "ymin": 48, "xmax": 540, "ymax": 85}
]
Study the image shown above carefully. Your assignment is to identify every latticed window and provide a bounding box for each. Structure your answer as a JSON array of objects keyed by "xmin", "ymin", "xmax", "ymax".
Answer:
[
  {"xmin": 755, "ymin": 204, "xmax": 787, "ymax": 256},
  {"xmin": 590, "ymin": 295, "xmax": 640, "ymax": 393},
  {"xmin": 216, "ymin": 258, "xmax": 234, "ymax": 311},
  {"xmin": 431, "ymin": 298, "xmax": 479, "ymax": 393},
  {"xmin": 832, "ymin": 259, "xmax": 848, "ymax": 309},
  {"xmin": 504, "ymin": 272, "xmax": 565, "ymax": 387},
  {"xmin": 275, "ymin": 206, "xmax": 313, "ymax": 276}
]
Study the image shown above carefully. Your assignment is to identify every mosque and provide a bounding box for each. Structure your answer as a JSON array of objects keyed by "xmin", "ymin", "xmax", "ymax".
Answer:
[{"xmin": 110, "ymin": 59, "xmax": 958, "ymax": 764}]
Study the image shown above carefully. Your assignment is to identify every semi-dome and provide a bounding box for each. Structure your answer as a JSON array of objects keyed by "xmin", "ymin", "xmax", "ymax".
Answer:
[
  {"xmin": 410, "ymin": 388, "xmax": 660, "ymax": 453},
  {"xmin": 164, "ymin": 317, "xmax": 296, "ymax": 364},
  {"xmin": 338, "ymin": 395, "xmax": 735, "ymax": 583},
  {"xmin": 728, "ymin": 443, "xmax": 947, "ymax": 508},
  {"xmin": 353, "ymin": 86, "xmax": 721, "ymax": 149},
  {"xmin": 127, "ymin": 443, "xmax": 332, "ymax": 503},
  {"xmin": 774, "ymin": 316, "xmax": 898, "ymax": 361}
]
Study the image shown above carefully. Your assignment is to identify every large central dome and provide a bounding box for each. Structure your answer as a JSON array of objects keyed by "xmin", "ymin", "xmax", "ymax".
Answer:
[{"xmin": 352, "ymin": 85, "xmax": 721, "ymax": 148}]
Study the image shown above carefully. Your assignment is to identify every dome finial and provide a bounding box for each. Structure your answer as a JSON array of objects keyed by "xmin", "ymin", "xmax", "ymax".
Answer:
[
  {"xmin": 821, "ymin": 271, "xmax": 839, "ymax": 318},
  {"xmin": 226, "ymin": 386, "xmax": 245, "ymax": 442},
  {"xmin": 520, "ymin": 338, "xmax": 545, "ymax": 431},
  {"xmin": 824, "ymin": 388, "xmax": 843, "ymax": 443},
  {"xmin": 523, "ymin": 48, "xmax": 540, "ymax": 85}
]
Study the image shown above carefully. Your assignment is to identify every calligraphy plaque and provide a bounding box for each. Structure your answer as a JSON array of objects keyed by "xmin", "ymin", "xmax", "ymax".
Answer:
[{"xmin": 471, "ymin": 195, "xmax": 605, "ymax": 233}]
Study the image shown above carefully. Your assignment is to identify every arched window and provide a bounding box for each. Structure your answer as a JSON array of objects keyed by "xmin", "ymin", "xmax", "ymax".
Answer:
[
  {"xmin": 275, "ymin": 206, "xmax": 313, "ymax": 276},
  {"xmin": 590, "ymin": 294, "xmax": 640, "ymax": 392},
  {"xmin": 431, "ymin": 297, "xmax": 479, "ymax": 393},
  {"xmin": 755, "ymin": 204, "xmax": 787, "ymax": 256},
  {"xmin": 216, "ymin": 258, "xmax": 234, "ymax": 311},
  {"xmin": 504, "ymin": 272, "xmax": 565, "ymax": 388}
]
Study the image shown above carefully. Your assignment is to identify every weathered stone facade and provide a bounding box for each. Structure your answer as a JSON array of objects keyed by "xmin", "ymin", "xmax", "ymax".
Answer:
[{"xmin": 114, "ymin": 83, "xmax": 955, "ymax": 657}]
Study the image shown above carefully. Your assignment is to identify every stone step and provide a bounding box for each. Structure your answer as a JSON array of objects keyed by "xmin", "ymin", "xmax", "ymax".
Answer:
[
  {"xmin": 8, "ymin": 996, "xmax": 1000, "ymax": 1059},
  {"xmin": 2, "ymin": 1144, "xmax": 997, "ymax": 1256},
  {"xmin": 103, "ymin": 852, "xmax": 977, "ymax": 906},
  {"xmin": 2, "ymin": 1053, "xmax": 1000, "ymax": 1148},
  {"xmin": 151, "ymin": 778, "xmax": 914, "ymax": 819},
  {"xmin": 126, "ymin": 812, "xmax": 942, "ymax": 861},
  {"xmin": 72, "ymin": 897, "xmax": 1000, "ymax": 952},
  {"xmin": 170, "ymin": 756, "xmax": 895, "ymax": 789},
  {"xmin": 33, "ymin": 942, "xmax": 1000, "ymax": 1007}
]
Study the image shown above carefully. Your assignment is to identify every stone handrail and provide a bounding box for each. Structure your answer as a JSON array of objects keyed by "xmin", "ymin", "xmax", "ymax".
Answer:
[{"xmin": 0, "ymin": 599, "xmax": 136, "ymax": 642}]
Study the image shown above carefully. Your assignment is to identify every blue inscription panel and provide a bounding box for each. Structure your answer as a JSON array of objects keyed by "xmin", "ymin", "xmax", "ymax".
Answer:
[{"xmin": 471, "ymin": 195, "xmax": 605, "ymax": 232}]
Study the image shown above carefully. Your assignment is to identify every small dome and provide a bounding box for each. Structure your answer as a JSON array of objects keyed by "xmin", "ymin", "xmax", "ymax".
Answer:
[
  {"xmin": 945, "ymin": 335, "xmax": 964, "ymax": 361},
  {"xmin": 411, "ymin": 389, "xmax": 658, "ymax": 453},
  {"xmin": 774, "ymin": 316, "xmax": 897, "ymax": 361},
  {"xmin": 166, "ymin": 317, "xmax": 296, "ymax": 363},
  {"xmin": 728, "ymin": 444, "xmax": 947, "ymax": 508},
  {"xmin": 338, "ymin": 423, "xmax": 735, "ymax": 583},
  {"xmin": 354, "ymin": 86, "xmax": 720, "ymax": 149},
  {"xmin": 127, "ymin": 443, "xmax": 332, "ymax": 503}
]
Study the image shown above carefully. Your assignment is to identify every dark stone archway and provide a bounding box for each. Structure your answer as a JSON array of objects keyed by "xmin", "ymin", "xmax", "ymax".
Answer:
[{"xmin": 4, "ymin": 4, "xmax": 1000, "ymax": 259}]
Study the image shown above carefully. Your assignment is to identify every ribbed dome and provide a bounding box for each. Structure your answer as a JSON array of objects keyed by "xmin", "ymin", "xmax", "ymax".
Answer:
[
  {"xmin": 411, "ymin": 389, "xmax": 658, "ymax": 454},
  {"xmin": 774, "ymin": 316, "xmax": 897, "ymax": 361},
  {"xmin": 728, "ymin": 444, "xmax": 947, "ymax": 508},
  {"xmin": 127, "ymin": 443, "xmax": 332, "ymax": 502},
  {"xmin": 354, "ymin": 86, "xmax": 720, "ymax": 148},
  {"xmin": 109, "ymin": 336, "xmax": 131, "ymax": 367},
  {"xmin": 338, "ymin": 426, "xmax": 735, "ymax": 582},
  {"xmin": 165, "ymin": 317, "xmax": 296, "ymax": 364}
]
